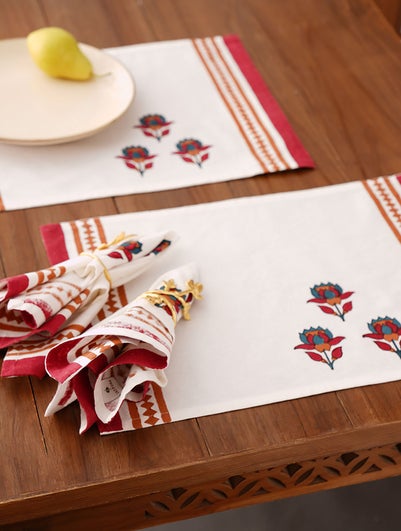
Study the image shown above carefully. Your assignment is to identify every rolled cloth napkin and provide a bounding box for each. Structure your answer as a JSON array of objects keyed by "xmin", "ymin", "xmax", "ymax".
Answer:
[
  {"xmin": 0, "ymin": 231, "xmax": 176, "ymax": 378},
  {"xmin": 45, "ymin": 263, "xmax": 202, "ymax": 434}
]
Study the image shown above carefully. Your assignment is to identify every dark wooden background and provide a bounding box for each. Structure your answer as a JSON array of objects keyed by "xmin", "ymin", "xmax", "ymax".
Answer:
[{"xmin": 1, "ymin": 1, "xmax": 401, "ymax": 529}]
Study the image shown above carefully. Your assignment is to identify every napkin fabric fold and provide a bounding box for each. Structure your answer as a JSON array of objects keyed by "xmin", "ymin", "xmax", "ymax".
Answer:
[
  {"xmin": 45, "ymin": 263, "xmax": 201, "ymax": 434},
  {"xmin": 0, "ymin": 231, "xmax": 175, "ymax": 378},
  {"xmin": 22, "ymin": 174, "xmax": 401, "ymax": 434},
  {"xmin": 0, "ymin": 35, "xmax": 313, "ymax": 210}
]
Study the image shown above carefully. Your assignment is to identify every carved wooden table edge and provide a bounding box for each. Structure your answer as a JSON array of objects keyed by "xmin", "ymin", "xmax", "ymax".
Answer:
[
  {"xmin": 127, "ymin": 441, "xmax": 401, "ymax": 531},
  {"xmin": 3, "ymin": 430, "xmax": 401, "ymax": 530},
  {"xmin": 3, "ymin": 441, "xmax": 401, "ymax": 530}
]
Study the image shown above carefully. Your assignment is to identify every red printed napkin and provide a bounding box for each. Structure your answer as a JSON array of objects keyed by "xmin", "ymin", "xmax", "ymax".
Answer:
[
  {"xmin": 44, "ymin": 263, "xmax": 202, "ymax": 434},
  {"xmin": 0, "ymin": 231, "xmax": 176, "ymax": 378}
]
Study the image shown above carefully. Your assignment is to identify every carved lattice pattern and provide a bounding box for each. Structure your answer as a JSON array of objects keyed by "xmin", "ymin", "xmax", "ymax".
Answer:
[{"xmin": 141, "ymin": 443, "xmax": 401, "ymax": 523}]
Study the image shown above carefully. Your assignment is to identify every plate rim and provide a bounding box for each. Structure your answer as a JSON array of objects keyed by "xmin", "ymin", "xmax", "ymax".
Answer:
[{"xmin": 0, "ymin": 38, "xmax": 136, "ymax": 146}]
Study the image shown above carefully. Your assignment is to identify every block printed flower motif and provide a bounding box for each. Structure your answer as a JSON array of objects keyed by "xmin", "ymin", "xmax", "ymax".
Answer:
[
  {"xmin": 294, "ymin": 326, "xmax": 344, "ymax": 370},
  {"xmin": 134, "ymin": 114, "xmax": 173, "ymax": 141},
  {"xmin": 107, "ymin": 240, "xmax": 143, "ymax": 261},
  {"xmin": 308, "ymin": 282, "xmax": 353, "ymax": 321},
  {"xmin": 173, "ymin": 138, "xmax": 211, "ymax": 167},
  {"xmin": 107, "ymin": 238, "xmax": 172, "ymax": 261},
  {"xmin": 116, "ymin": 146, "xmax": 157, "ymax": 176},
  {"xmin": 363, "ymin": 317, "xmax": 401, "ymax": 359}
]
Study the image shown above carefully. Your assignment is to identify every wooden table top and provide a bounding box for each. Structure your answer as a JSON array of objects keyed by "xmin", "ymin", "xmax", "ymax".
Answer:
[{"xmin": 1, "ymin": 0, "xmax": 401, "ymax": 529}]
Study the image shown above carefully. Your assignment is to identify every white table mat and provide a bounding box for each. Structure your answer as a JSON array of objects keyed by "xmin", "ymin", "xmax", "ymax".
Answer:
[
  {"xmin": 0, "ymin": 35, "xmax": 312, "ymax": 211},
  {"xmin": 32, "ymin": 174, "xmax": 401, "ymax": 433}
]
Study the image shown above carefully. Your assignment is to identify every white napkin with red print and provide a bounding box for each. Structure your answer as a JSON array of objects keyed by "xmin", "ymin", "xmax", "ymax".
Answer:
[
  {"xmin": 44, "ymin": 263, "xmax": 202, "ymax": 434},
  {"xmin": 33, "ymin": 174, "xmax": 401, "ymax": 434},
  {"xmin": 0, "ymin": 35, "xmax": 313, "ymax": 211},
  {"xmin": 0, "ymin": 231, "xmax": 176, "ymax": 378}
]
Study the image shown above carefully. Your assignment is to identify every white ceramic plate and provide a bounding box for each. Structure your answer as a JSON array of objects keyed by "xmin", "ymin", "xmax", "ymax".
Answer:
[{"xmin": 0, "ymin": 38, "xmax": 135, "ymax": 145}]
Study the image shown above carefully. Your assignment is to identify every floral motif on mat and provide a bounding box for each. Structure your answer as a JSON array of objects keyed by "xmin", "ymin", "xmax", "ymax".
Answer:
[
  {"xmin": 173, "ymin": 138, "xmax": 211, "ymax": 168},
  {"xmin": 294, "ymin": 327, "xmax": 344, "ymax": 370},
  {"xmin": 134, "ymin": 114, "xmax": 173, "ymax": 142},
  {"xmin": 308, "ymin": 282, "xmax": 353, "ymax": 321},
  {"xmin": 116, "ymin": 145, "xmax": 157, "ymax": 176},
  {"xmin": 363, "ymin": 317, "xmax": 401, "ymax": 359}
]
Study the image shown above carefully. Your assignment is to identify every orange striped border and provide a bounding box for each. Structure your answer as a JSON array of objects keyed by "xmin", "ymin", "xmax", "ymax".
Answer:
[
  {"xmin": 386, "ymin": 177, "xmax": 401, "ymax": 206},
  {"xmin": 362, "ymin": 177, "xmax": 401, "ymax": 244},
  {"xmin": 66, "ymin": 217, "xmax": 172, "ymax": 431},
  {"xmin": 127, "ymin": 400, "xmax": 144, "ymax": 430},
  {"xmin": 192, "ymin": 36, "xmax": 289, "ymax": 172},
  {"xmin": 208, "ymin": 37, "xmax": 287, "ymax": 169},
  {"xmin": 94, "ymin": 217, "xmax": 107, "ymax": 244},
  {"xmin": 152, "ymin": 383, "xmax": 172, "ymax": 424},
  {"xmin": 192, "ymin": 38, "xmax": 271, "ymax": 172},
  {"xmin": 8, "ymin": 323, "xmax": 86, "ymax": 356},
  {"xmin": 71, "ymin": 220, "xmax": 84, "ymax": 254},
  {"xmin": 126, "ymin": 384, "xmax": 171, "ymax": 429}
]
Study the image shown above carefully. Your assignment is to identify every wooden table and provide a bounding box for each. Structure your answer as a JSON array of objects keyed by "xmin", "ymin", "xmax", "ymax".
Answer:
[{"xmin": 1, "ymin": 1, "xmax": 401, "ymax": 529}]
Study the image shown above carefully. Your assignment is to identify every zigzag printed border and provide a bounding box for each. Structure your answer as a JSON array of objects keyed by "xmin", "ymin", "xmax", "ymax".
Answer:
[
  {"xmin": 192, "ymin": 36, "xmax": 291, "ymax": 173},
  {"xmin": 62, "ymin": 218, "xmax": 172, "ymax": 433},
  {"xmin": 362, "ymin": 175, "xmax": 401, "ymax": 243},
  {"xmin": 68, "ymin": 218, "xmax": 128, "ymax": 323}
]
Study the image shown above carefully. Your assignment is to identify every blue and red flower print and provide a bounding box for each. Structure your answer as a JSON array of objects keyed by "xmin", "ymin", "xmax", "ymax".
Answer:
[
  {"xmin": 117, "ymin": 112, "xmax": 212, "ymax": 175},
  {"xmin": 117, "ymin": 117, "xmax": 212, "ymax": 175},
  {"xmin": 173, "ymin": 138, "xmax": 211, "ymax": 167},
  {"xmin": 107, "ymin": 238, "xmax": 172, "ymax": 261},
  {"xmin": 308, "ymin": 282, "xmax": 353, "ymax": 321},
  {"xmin": 151, "ymin": 239, "xmax": 171, "ymax": 255},
  {"xmin": 294, "ymin": 326, "xmax": 344, "ymax": 369},
  {"xmin": 108, "ymin": 240, "xmax": 143, "ymax": 261},
  {"xmin": 117, "ymin": 146, "xmax": 157, "ymax": 176},
  {"xmin": 363, "ymin": 316, "xmax": 401, "ymax": 359},
  {"xmin": 135, "ymin": 114, "xmax": 173, "ymax": 142}
]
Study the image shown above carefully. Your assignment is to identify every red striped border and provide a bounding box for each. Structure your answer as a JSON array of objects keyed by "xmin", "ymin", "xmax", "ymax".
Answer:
[
  {"xmin": 98, "ymin": 412, "xmax": 123, "ymax": 434},
  {"xmin": 223, "ymin": 34, "xmax": 314, "ymax": 168},
  {"xmin": 40, "ymin": 223, "xmax": 69, "ymax": 264},
  {"xmin": 0, "ymin": 356, "xmax": 47, "ymax": 378}
]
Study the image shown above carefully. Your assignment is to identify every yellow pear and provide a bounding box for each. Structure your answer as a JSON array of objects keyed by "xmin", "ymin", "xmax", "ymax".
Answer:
[{"xmin": 27, "ymin": 27, "xmax": 93, "ymax": 80}]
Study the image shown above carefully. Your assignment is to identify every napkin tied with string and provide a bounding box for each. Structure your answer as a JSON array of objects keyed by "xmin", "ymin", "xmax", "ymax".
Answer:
[{"xmin": 0, "ymin": 231, "xmax": 176, "ymax": 378}]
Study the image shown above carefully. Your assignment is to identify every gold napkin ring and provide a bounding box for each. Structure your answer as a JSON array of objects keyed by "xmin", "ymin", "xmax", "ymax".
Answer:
[{"xmin": 141, "ymin": 279, "xmax": 203, "ymax": 324}]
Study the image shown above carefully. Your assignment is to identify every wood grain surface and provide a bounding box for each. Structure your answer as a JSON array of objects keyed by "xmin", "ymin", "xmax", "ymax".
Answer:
[
  {"xmin": 1, "ymin": 0, "xmax": 401, "ymax": 529},
  {"xmin": 375, "ymin": 0, "xmax": 401, "ymax": 30}
]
